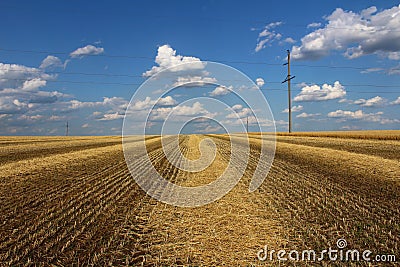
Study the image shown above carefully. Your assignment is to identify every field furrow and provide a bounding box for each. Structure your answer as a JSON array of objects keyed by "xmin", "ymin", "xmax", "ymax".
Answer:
[{"xmin": 0, "ymin": 132, "xmax": 398, "ymax": 266}]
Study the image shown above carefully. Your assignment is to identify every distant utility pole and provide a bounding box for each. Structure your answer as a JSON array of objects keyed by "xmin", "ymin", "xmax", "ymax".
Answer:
[
  {"xmin": 66, "ymin": 121, "xmax": 69, "ymax": 136},
  {"xmin": 246, "ymin": 116, "xmax": 249, "ymax": 133},
  {"xmin": 282, "ymin": 50, "xmax": 295, "ymax": 133}
]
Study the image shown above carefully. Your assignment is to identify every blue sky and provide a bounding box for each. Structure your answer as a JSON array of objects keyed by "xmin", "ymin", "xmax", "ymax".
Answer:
[{"xmin": 0, "ymin": 0, "xmax": 399, "ymax": 135}]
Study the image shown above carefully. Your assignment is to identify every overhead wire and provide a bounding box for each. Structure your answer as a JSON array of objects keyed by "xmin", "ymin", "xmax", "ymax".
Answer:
[
  {"xmin": 2, "ymin": 47, "xmax": 400, "ymax": 71},
  {"xmin": 2, "ymin": 4, "xmax": 400, "ymax": 33},
  {"xmin": 0, "ymin": 48, "xmax": 399, "ymax": 94}
]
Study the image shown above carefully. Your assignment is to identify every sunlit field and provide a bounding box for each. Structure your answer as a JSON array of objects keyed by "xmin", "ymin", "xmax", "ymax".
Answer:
[{"xmin": 1, "ymin": 131, "xmax": 399, "ymax": 265}]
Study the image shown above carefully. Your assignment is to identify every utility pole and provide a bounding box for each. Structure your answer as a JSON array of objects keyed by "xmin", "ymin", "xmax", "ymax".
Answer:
[
  {"xmin": 282, "ymin": 50, "xmax": 295, "ymax": 133},
  {"xmin": 66, "ymin": 121, "xmax": 69, "ymax": 136},
  {"xmin": 246, "ymin": 116, "xmax": 249, "ymax": 133}
]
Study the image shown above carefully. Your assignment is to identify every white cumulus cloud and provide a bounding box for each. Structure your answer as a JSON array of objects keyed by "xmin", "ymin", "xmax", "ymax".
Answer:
[
  {"xmin": 353, "ymin": 96, "xmax": 387, "ymax": 107},
  {"xmin": 149, "ymin": 102, "xmax": 212, "ymax": 121},
  {"xmin": 172, "ymin": 76, "xmax": 217, "ymax": 88},
  {"xmin": 390, "ymin": 96, "xmax": 400, "ymax": 105},
  {"xmin": 360, "ymin": 68, "xmax": 384, "ymax": 74},
  {"xmin": 210, "ymin": 85, "xmax": 233, "ymax": 97},
  {"xmin": 98, "ymin": 112, "xmax": 124, "ymax": 121},
  {"xmin": 296, "ymin": 112, "xmax": 321, "ymax": 118},
  {"xmin": 70, "ymin": 45, "xmax": 104, "ymax": 58},
  {"xmin": 283, "ymin": 37, "xmax": 296, "ymax": 44},
  {"xmin": 0, "ymin": 62, "xmax": 67, "ymax": 116},
  {"xmin": 255, "ymin": 22, "xmax": 283, "ymax": 52},
  {"xmin": 256, "ymin": 78, "xmax": 265, "ymax": 87},
  {"xmin": 294, "ymin": 81, "xmax": 346, "ymax": 101},
  {"xmin": 69, "ymin": 97, "xmax": 128, "ymax": 112},
  {"xmin": 231, "ymin": 104, "xmax": 243, "ymax": 111},
  {"xmin": 194, "ymin": 125, "xmax": 223, "ymax": 133},
  {"xmin": 143, "ymin": 45, "xmax": 205, "ymax": 77},
  {"xmin": 328, "ymin": 109, "xmax": 399, "ymax": 124},
  {"xmin": 130, "ymin": 96, "xmax": 177, "ymax": 111},
  {"xmin": 40, "ymin": 55, "xmax": 64, "ymax": 69},
  {"xmin": 226, "ymin": 105, "xmax": 252, "ymax": 119},
  {"xmin": 292, "ymin": 5, "xmax": 400, "ymax": 60},
  {"xmin": 21, "ymin": 78, "xmax": 47, "ymax": 91},
  {"xmin": 307, "ymin": 22, "xmax": 322, "ymax": 28},
  {"xmin": 282, "ymin": 105, "xmax": 303, "ymax": 113}
]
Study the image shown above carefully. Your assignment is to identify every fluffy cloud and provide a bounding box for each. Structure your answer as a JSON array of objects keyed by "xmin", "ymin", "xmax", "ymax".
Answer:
[
  {"xmin": 48, "ymin": 115, "xmax": 66, "ymax": 121},
  {"xmin": 0, "ymin": 62, "xmax": 67, "ymax": 116},
  {"xmin": 282, "ymin": 105, "xmax": 303, "ymax": 113},
  {"xmin": 149, "ymin": 102, "xmax": 212, "ymax": 121},
  {"xmin": 143, "ymin": 45, "xmax": 206, "ymax": 77},
  {"xmin": 0, "ymin": 97, "xmax": 28, "ymax": 114},
  {"xmin": 98, "ymin": 112, "xmax": 124, "ymax": 121},
  {"xmin": 390, "ymin": 96, "xmax": 400, "ymax": 105},
  {"xmin": 170, "ymin": 102, "xmax": 208, "ymax": 116},
  {"xmin": 255, "ymin": 22, "xmax": 283, "ymax": 52},
  {"xmin": 223, "ymin": 117, "xmax": 285, "ymax": 128},
  {"xmin": 283, "ymin": 37, "xmax": 296, "ymax": 44},
  {"xmin": 256, "ymin": 78, "xmax": 265, "ymax": 87},
  {"xmin": 157, "ymin": 96, "xmax": 177, "ymax": 106},
  {"xmin": 21, "ymin": 78, "xmax": 47, "ymax": 91},
  {"xmin": 360, "ymin": 68, "xmax": 384, "ymax": 74},
  {"xmin": 328, "ymin": 109, "xmax": 399, "ymax": 124},
  {"xmin": 130, "ymin": 96, "xmax": 177, "ymax": 111},
  {"xmin": 40, "ymin": 55, "xmax": 63, "ymax": 69},
  {"xmin": 69, "ymin": 96, "xmax": 128, "ymax": 110},
  {"xmin": 0, "ymin": 60, "xmax": 131, "ymax": 134},
  {"xmin": 70, "ymin": 45, "xmax": 104, "ymax": 58},
  {"xmin": 388, "ymin": 65, "xmax": 400, "ymax": 75},
  {"xmin": 210, "ymin": 85, "xmax": 233, "ymax": 97},
  {"xmin": 68, "ymin": 97, "xmax": 128, "ymax": 124},
  {"xmin": 172, "ymin": 76, "xmax": 217, "ymax": 88},
  {"xmin": 16, "ymin": 114, "xmax": 44, "ymax": 122},
  {"xmin": 28, "ymin": 91, "xmax": 63, "ymax": 104},
  {"xmin": 296, "ymin": 112, "xmax": 321, "ymax": 118},
  {"xmin": 0, "ymin": 62, "xmax": 53, "ymax": 89},
  {"xmin": 307, "ymin": 22, "xmax": 322, "ymax": 28},
  {"xmin": 294, "ymin": 81, "xmax": 346, "ymax": 101},
  {"xmin": 387, "ymin": 52, "xmax": 400, "ymax": 60},
  {"xmin": 231, "ymin": 104, "xmax": 243, "ymax": 111},
  {"xmin": 292, "ymin": 5, "xmax": 400, "ymax": 60},
  {"xmin": 6, "ymin": 114, "xmax": 65, "ymax": 126},
  {"xmin": 226, "ymin": 105, "xmax": 252, "ymax": 119},
  {"xmin": 194, "ymin": 125, "xmax": 223, "ymax": 133},
  {"xmin": 353, "ymin": 96, "xmax": 387, "ymax": 107},
  {"xmin": 361, "ymin": 66, "xmax": 400, "ymax": 75}
]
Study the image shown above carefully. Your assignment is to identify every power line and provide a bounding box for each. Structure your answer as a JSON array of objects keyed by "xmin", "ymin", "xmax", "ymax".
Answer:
[
  {"xmin": 0, "ymin": 69, "xmax": 145, "ymax": 78},
  {"xmin": 1, "ymin": 77, "xmax": 399, "ymax": 93},
  {"xmin": 1, "ymin": 77, "xmax": 398, "ymax": 94},
  {"xmin": 0, "ymin": 67, "xmax": 150, "ymax": 80},
  {"xmin": 1, "ymin": 69, "xmax": 399, "ymax": 89},
  {"xmin": 2, "ymin": 78, "xmax": 142, "ymax": 86},
  {"xmin": 1, "ymin": 4, "xmax": 400, "ymax": 33},
  {"xmin": 2, "ymin": 47, "xmax": 400, "ymax": 71},
  {"xmin": 0, "ymin": 47, "xmax": 153, "ymax": 60},
  {"xmin": 260, "ymin": 89, "xmax": 399, "ymax": 94},
  {"xmin": 268, "ymin": 82, "xmax": 399, "ymax": 88}
]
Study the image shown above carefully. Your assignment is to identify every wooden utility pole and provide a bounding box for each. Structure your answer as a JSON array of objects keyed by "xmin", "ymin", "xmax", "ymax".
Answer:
[
  {"xmin": 66, "ymin": 121, "xmax": 69, "ymax": 136},
  {"xmin": 282, "ymin": 50, "xmax": 295, "ymax": 133},
  {"xmin": 246, "ymin": 116, "xmax": 249, "ymax": 133}
]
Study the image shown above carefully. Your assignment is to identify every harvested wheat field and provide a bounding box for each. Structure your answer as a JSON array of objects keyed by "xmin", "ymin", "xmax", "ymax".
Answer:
[{"xmin": 0, "ymin": 132, "xmax": 399, "ymax": 266}]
